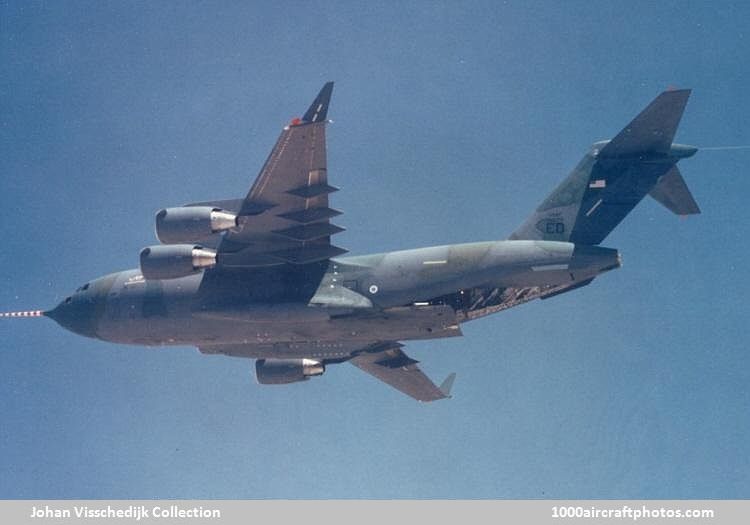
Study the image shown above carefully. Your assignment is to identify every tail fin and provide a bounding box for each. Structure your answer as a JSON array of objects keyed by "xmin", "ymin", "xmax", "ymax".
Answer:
[{"xmin": 510, "ymin": 89, "xmax": 698, "ymax": 245}]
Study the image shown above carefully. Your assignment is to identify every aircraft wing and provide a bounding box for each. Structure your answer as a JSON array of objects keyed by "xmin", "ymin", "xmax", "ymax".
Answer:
[
  {"xmin": 350, "ymin": 342, "xmax": 455, "ymax": 402},
  {"xmin": 194, "ymin": 83, "xmax": 346, "ymax": 305},
  {"xmin": 199, "ymin": 340, "xmax": 455, "ymax": 402},
  {"xmin": 216, "ymin": 82, "xmax": 347, "ymax": 268}
]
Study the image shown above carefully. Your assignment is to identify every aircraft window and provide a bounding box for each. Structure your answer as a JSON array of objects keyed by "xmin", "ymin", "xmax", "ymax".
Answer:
[
  {"xmin": 82, "ymin": 283, "xmax": 90, "ymax": 290},
  {"xmin": 64, "ymin": 296, "xmax": 72, "ymax": 304}
]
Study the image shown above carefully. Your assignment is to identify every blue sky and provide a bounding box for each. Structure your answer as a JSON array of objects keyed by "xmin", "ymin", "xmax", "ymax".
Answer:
[{"xmin": 1, "ymin": 1, "xmax": 748, "ymax": 498}]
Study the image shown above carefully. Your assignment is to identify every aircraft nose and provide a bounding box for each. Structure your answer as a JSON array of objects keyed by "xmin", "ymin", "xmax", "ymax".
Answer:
[{"xmin": 46, "ymin": 296, "xmax": 99, "ymax": 339}]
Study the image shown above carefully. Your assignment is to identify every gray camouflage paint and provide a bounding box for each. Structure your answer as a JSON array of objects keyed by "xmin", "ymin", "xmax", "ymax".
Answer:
[{"xmin": 48, "ymin": 240, "xmax": 620, "ymax": 350}]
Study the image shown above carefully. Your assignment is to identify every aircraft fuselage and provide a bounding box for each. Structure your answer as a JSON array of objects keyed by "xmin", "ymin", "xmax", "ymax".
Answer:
[{"xmin": 48, "ymin": 240, "xmax": 619, "ymax": 357}]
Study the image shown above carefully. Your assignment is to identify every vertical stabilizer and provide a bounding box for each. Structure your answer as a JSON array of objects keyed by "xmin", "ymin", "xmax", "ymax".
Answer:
[{"xmin": 509, "ymin": 89, "xmax": 697, "ymax": 245}]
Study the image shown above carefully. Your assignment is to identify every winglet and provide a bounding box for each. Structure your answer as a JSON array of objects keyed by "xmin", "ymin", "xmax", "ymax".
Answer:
[
  {"xmin": 302, "ymin": 81, "xmax": 334, "ymax": 123},
  {"xmin": 439, "ymin": 373, "xmax": 457, "ymax": 398}
]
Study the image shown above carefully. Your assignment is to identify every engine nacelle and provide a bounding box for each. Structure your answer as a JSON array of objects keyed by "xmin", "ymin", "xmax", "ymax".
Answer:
[
  {"xmin": 139, "ymin": 244, "xmax": 217, "ymax": 280},
  {"xmin": 155, "ymin": 206, "xmax": 237, "ymax": 244},
  {"xmin": 255, "ymin": 358, "xmax": 325, "ymax": 385}
]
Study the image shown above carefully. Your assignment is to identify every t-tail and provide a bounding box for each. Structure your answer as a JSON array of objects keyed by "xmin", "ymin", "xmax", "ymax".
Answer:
[{"xmin": 509, "ymin": 89, "xmax": 699, "ymax": 245}]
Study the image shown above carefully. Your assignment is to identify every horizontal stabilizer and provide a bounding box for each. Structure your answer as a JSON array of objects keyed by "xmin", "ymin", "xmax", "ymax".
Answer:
[
  {"xmin": 599, "ymin": 89, "xmax": 691, "ymax": 157},
  {"xmin": 649, "ymin": 166, "xmax": 700, "ymax": 215}
]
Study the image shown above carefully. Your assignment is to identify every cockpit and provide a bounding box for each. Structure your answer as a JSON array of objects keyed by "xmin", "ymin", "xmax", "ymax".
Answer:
[
  {"xmin": 62, "ymin": 282, "xmax": 92, "ymax": 305},
  {"xmin": 47, "ymin": 276, "xmax": 118, "ymax": 339}
]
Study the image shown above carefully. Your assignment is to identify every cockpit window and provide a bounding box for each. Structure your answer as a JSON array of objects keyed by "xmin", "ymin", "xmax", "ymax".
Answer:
[
  {"xmin": 64, "ymin": 296, "xmax": 72, "ymax": 304},
  {"xmin": 76, "ymin": 283, "xmax": 90, "ymax": 292}
]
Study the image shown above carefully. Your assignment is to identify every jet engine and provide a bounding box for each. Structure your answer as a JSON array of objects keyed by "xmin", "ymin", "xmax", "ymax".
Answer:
[
  {"xmin": 155, "ymin": 206, "xmax": 237, "ymax": 244},
  {"xmin": 255, "ymin": 358, "xmax": 325, "ymax": 385},
  {"xmin": 139, "ymin": 244, "xmax": 217, "ymax": 280}
]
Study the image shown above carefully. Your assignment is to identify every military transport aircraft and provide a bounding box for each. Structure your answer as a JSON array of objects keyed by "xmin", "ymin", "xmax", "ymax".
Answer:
[{"xmin": 2, "ymin": 83, "xmax": 700, "ymax": 401}]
